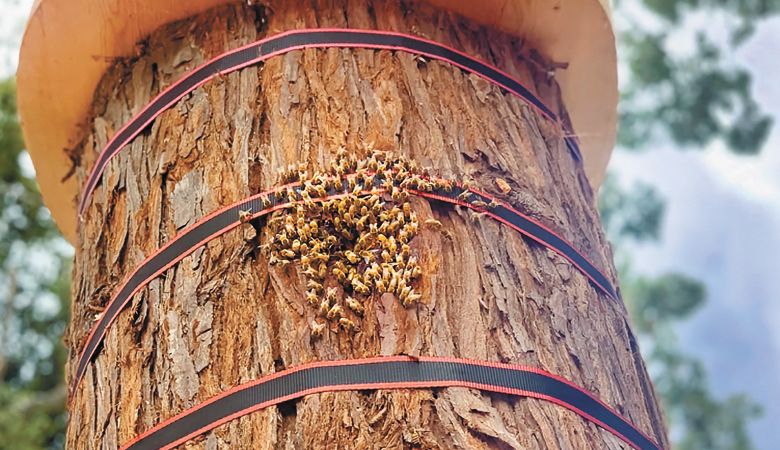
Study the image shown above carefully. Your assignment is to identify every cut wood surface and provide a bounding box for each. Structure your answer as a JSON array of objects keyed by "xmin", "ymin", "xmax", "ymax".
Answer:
[{"xmin": 65, "ymin": 1, "xmax": 669, "ymax": 448}]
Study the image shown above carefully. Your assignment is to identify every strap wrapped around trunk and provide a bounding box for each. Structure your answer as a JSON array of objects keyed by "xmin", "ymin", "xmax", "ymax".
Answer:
[{"xmin": 120, "ymin": 356, "xmax": 660, "ymax": 450}]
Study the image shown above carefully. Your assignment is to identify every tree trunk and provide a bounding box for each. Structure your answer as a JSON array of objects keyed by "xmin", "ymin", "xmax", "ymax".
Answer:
[{"xmin": 65, "ymin": 1, "xmax": 669, "ymax": 448}]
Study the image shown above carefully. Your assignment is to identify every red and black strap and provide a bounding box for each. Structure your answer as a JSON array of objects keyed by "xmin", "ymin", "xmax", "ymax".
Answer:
[
  {"xmin": 71, "ymin": 172, "xmax": 616, "ymax": 398},
  {"xmin": 120, "ymin": 356, "xmax": 660, "ymax": 450},
  {"xmin": 78, "ymin": 28, "xmax": 581, "ymax": 216}
]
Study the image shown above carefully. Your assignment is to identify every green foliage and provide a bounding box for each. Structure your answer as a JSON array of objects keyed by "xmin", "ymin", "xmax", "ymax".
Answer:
[
  {"xmin": 651, "ymin": 346, "xmax": 761, "ymax": 450},
  {"xmin": 600, "ymin": 177, "xmax": 762, "ymax": 450},
  {"xmin": 0, "ymin": 77, "xmax": 69, "ymax": 449},
  {"xmin": 626, "ymin": 273, "xmax": 706, "ymax": 333},
  {"xmin": 599, "ymin": 175, "xmax": 666, "ymax": 244},
  {"xmin": 638, "ymin": 0, "xmax": 779, "ymax": 27},
  {"xmin": 618, "ymin": 0, "xmax": 777, "ymax": 154},
  {"xmin": 0, "ymin": 384, "xmax": 66, "ymax": 450},
  {"xmin": 624, "ymin": 269, "xmax": 762, "ymax": 450}
]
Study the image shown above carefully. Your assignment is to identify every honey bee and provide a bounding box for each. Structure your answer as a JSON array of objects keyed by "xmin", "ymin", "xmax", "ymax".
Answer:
[
  {"xmin": 398, "ymin": 285, "xmax": 412, "ymax": 302},
  {"xmin": 382, "ymin": 265, "xmax": 392, "ymax": 283},
  {"xmin": 457, "ymin": 190, "xmax": 473, "ymax": 202},
  {"xmin": 318, "ymin": 262, "xmax": 328, "ymax": 279},
  {"xmin": 402, "ymin": 202, "xmax": 412, "ymax": 219},
  {"xmin": 276, "ymin": 258, "xmax": 291, "ymax": 267},
  {"xmin": 238, "ymin": 208, "xmax": 253, "ymax": 223},
  {"xmin": 471, "ymin": 200, "xmax": 488, "ymax": 209},
  {"xmin": 310, "ymin": 321, "xmax": 327, "ymax": 337},
  {"xmin": 359, "ymin": 250, "xmax": 375, "ymax": 262},
  {"xmin": 495, "ymin": 177, "xmax": 512, "ymax": 194},
  {"xmin": 286, "ymin": 187, "xmax": 298, "ymax": 203},
  {"xmin": 403, "ymin": 292, "xmax": 422, "ymax": 306},
  {"xmin": 391, "ymin": 189, "xmax": 407, "ymax": 203},
  {"xmin": 367, "ymin": 193, "xmax": 381, "ymax": 205},
  {"xmin": 395, "ymin": 278, "xmax": 407, "ymax": 295},
  {"xmin": 303, "ymin": 266, "xmax": 319, "ymax": 279},
  {"xmin": 280, "ymin": 249, "xmax": 296, "ymax": 258},
  {"xmin": 377, "ymin": 221, "xmax": 389, "ymax": 235},
  {"xmin": 310, "ymin": 251, "xmax": 329, "ymax": 264},
  {"xmin": 344, "ymin": 250, "xmax": 360, "ymax": 264},
  {"xmin": 424, "ymin": 219, "xmax": 443, "ymax": 231},
  {"xmin": 382, "ymin": 176, "xmax": 395, "ymax": 191},
  {"xmin": 338, "ymin": 317, "xmax": 356, "ymax": 331},
  {"xmin": 436, "ymin": 179, "xmax": 454, "ymax": 193},
  {"xmin": 332, "ymin": 267, "xmax": 348, "ymax": 284},
  {"xmin": 345, "ymin": 296, "xmax": 364, "ymax": 315},
  {"xmin": 356, "ymin": 216, "xmax": 368, "ymax": 231},
  {"xmin": 417, "ymin": 180, "xmax": 433, "ymax": 192},
  {"xmin": 300, "ymin": 189, "xmax": 313, "ymax": 206},
  {"xmin": 306, "ymin": 290, "xmax": 319, "ymax": 305},
  {"xmin": 320, "ymin": 299, "xmax": 331, "ymax": 316},
  {"xmin": 261, "ymin": 195, "xmax": 271, "ymax": 208},
  {"xmin": 307, "ymin": 279, "xmax": 324, "ymax": 293},
  {"xmin": 351, "ymin": 278, "xmax": 370, "ymax": 295},
  {"xmin": 327, "ymin": 304, "xmax": 344, "ymax": 320},
  {"xmin": 388, "ymin": 274, "xmax": 398, "ymax": 293},
  {"xmin": 275, "ymin": 232, "xmax": 290, "ymax": 247},
  {"xmin": 381, "ymin": 250, "xmax": 392, "ymax": 263},
  {"xmin": 387, "ymin": 237, "xmax": 398, "ymax": 254}
]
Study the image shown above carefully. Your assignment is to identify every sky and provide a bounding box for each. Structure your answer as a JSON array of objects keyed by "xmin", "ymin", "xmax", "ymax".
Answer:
[{"xmin": 1, "ymin": 0, "xmax": 778, "ymax": 448}]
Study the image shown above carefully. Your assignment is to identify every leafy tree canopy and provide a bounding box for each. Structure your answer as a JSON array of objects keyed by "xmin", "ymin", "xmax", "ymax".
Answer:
[
  {"xmin": 617, "ymin": 0, "xmax": 778, "ymax": 154},
  {"xmin": 0, "ymin": 77, "xmax": 69, "ymax": 450}
]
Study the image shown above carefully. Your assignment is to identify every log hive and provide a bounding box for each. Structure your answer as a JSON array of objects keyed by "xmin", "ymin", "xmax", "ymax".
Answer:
[{"xmin": 60, "ymin": 1, "xmax": 669, "ymax": 448}]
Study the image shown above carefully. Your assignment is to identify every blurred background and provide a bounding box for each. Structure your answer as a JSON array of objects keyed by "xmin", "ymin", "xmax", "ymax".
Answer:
[{"xmin": 0, "ymin": 0, "xmax": 778, "ymax": 448}]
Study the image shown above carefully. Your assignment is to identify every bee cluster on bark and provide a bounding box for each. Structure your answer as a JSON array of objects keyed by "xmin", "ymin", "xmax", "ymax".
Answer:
[{"xmin": 266, "ymin": 149, "xmax": 430, "ymax": 335}]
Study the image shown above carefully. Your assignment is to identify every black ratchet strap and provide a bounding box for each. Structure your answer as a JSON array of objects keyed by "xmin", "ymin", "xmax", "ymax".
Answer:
[
  {"xmin": 71, "ymin": 173, "xmax": 616, "ymax": 398},
  {"xmin": 78, "ymin": 28, "xmax": 581, "ymax": 215},
  {"xmin": 120, "ymin": 356, "xmax": 661, "ymax": 450}
]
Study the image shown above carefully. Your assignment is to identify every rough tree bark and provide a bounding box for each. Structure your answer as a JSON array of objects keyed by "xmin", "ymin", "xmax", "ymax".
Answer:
[{"xmin": 65, "ymin": 1, "xmax": 669, "ymax": 448}]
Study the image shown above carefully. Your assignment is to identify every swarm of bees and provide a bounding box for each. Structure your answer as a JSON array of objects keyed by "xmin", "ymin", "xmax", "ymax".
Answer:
[
  {"xmin": 265, "ymin": 149, "xmax": 432, "ymax": 336},
  {"xmin": 262, "ymin": 148, "xmax": 504, "ymax": 337}
]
